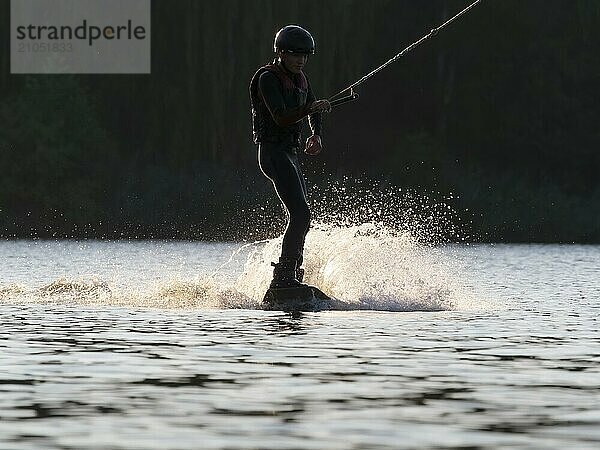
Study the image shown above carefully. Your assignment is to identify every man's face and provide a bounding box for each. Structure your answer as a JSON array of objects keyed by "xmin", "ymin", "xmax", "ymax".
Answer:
[{"xmin": 279, "ymin": 52, "xmax": 309, "ymax": 74}]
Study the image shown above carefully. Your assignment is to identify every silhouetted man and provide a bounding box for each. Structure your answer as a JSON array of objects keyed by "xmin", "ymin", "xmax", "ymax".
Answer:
[{"xmin": 249, "ymin": 25, "xmax": 331, "ymax": 290}]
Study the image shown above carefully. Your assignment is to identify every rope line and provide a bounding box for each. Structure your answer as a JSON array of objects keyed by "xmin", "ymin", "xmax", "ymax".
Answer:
[{"xmin": 329, "ymin": 0, "xmax": 484, "ymax": 102}]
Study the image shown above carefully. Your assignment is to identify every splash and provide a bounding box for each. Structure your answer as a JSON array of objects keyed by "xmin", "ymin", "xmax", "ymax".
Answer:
[
  {"xmin": 1, "ymin": 180, "xmax": 479, "ymax": 311},
  {"xmin": 234, "ymin": 222, "xmax": 475, "ymax": 311},
  {"xmin": 309, "ymin": 176, "xmax": 469, "ymax": 245},
  {"xmin": 0, "ymin": 276, "xmax": 256, "ymax": 310},
  {"xmin": 0, "ymin": 227, "xmax": 475, "ymax": 311},
  {"xmin": 231, "ymin": 178, "xmax": 477, "ymax": 310}
]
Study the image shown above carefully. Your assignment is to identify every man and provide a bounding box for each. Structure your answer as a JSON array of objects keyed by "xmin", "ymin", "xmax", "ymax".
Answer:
[{"xmin": 249, "ymin": 25, "xmax": 331, "ymax": 290}]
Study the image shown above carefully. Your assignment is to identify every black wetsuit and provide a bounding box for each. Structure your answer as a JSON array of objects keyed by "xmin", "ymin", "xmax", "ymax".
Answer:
[{"xmin": 250, "ymin": 62, "xmax": 322, "ymax": 267}]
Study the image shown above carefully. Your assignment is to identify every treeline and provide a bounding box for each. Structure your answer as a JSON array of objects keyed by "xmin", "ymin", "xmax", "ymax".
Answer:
[{"xmin": 0, "ymin": 0, "xmax": 598, "ymax": 242}]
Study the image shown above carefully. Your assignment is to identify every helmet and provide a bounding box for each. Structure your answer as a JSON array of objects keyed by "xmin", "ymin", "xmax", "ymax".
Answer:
[{"xmin": 273, "ymin": 25, "xmax": 315, "ymax": 54}]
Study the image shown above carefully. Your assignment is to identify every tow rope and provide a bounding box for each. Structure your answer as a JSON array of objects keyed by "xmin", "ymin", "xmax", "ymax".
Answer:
[{"xmin": 328, "ymin": 0, "xmax": 485, "ymax": 108}]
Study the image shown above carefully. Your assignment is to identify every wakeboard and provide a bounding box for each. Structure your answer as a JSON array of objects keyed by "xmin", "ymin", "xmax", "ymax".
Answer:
[{"xmin": 262, "ymin": 285, "xmax": 332, "ymax": 312}]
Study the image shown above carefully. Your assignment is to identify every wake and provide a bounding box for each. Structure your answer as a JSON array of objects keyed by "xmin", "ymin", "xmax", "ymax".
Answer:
[
  {"xmin": 1, "ymin": 223, "xmax": 477, "ymax": 312},
  {"xmin": 1, "ymin": 180, "xmax": 483, "ymax": 311}
]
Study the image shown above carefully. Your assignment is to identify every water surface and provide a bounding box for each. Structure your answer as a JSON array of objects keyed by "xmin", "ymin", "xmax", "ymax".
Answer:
[{"xmin": 1, "ymin": 240, "xmax": 599, "ymax": 449}]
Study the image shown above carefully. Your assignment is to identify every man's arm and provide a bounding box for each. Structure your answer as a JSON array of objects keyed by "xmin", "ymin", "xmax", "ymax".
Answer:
[{"xmin": 258, "ymin": 72, "xmax": 311, "ymax": 127}]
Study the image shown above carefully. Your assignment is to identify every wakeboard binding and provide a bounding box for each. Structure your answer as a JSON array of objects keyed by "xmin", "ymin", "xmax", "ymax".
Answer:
[{"xmin": 263, "ymin": 259, "xmax": 331, "ymax": 312}]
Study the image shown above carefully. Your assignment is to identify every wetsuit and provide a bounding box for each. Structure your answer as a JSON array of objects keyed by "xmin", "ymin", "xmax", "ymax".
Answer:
[{"xmin": 250, "ymin": 62, "xmax": 322, "ymax": 267}]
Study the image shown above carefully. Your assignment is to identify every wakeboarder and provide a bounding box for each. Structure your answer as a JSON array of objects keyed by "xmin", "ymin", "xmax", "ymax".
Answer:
[{"xmin": 249, "ymin": 25, "xmax": 331, "ymax": 310}]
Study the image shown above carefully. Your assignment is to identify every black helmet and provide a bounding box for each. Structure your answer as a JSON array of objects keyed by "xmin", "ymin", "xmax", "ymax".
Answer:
[{"xmin": 273, "ymin": 25, "xmax": 315, "ymax": 54}]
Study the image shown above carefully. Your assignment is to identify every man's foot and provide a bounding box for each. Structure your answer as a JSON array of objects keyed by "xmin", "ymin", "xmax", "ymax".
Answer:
[
  {"xmin": 263, "ymin": 284, "xmax": 332, "ymax": 312},
  {"xmin": 269, "ymin": 259, "xmax": 306, "ymax": 289}
]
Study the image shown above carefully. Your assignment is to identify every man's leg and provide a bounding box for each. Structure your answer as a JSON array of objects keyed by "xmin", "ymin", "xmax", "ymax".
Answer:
[
  {"xmin": 259, "ymin": 144, "xmax": 311, "ymax": 284},
  {"xmin": 289, "ymin": 151, "xmax": 309, "ymax": 271}
]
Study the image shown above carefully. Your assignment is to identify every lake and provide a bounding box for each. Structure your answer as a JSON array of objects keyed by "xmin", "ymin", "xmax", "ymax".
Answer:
[{"xmin": 1, "ymin": 231, "xmax": 599, "ymax": 449}]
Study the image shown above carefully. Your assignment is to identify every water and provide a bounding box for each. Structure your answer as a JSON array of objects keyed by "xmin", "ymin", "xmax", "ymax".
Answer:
[{"xmin": 1, "ymin": 237, "xmax": 599, "ymax": 449}]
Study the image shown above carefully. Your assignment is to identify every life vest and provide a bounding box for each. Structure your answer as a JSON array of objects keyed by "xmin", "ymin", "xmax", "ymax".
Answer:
[{"xmin": 249, "ymin": 60, "xmax": 309, "ymax": 145}]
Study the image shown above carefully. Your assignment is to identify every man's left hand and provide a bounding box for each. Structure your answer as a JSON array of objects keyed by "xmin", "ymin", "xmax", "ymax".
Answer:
[
  {"xmin": 305, "ymin": 135, "xmax": 323, "ymax": 155},
  {"xmin": 308, "ymin": 99, "xmax": 332, "ymax": 114}
]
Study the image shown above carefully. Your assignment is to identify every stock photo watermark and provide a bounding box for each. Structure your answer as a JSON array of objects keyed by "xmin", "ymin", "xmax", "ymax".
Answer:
[{"xmin": 11, "ymin": 0, "xmax": 151, "ymax": 74}]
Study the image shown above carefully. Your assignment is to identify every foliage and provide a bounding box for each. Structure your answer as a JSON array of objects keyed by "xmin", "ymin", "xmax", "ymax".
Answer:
[{"xmin": 0, "ymin": 0, "xmax": 598, "ymax": 242}]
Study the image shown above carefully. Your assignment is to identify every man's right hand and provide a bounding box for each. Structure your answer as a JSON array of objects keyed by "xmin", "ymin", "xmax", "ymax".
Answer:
[{"xmin": 308, "ymin": 99, "xmax": 332, "ymax": 114}]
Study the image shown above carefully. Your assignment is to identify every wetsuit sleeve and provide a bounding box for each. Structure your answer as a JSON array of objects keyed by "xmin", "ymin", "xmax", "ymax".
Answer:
[
  {"xmin": 258, "ymin": 72, "xmax": 312, "ymax": 127},
  {"xmin": 307, "ymin": 80, "xmax": 323, "ymax": 136}
]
